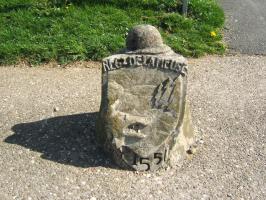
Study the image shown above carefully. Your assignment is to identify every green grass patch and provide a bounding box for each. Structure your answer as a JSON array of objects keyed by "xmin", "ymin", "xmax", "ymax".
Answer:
[{"xmin": 0, "ymin": 0, "xmax": 225, "ymax": 65}]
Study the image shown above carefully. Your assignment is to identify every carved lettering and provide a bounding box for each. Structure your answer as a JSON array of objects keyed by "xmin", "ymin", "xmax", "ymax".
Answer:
[
  {"xmin": 129, "ymin": 56, "xmax": 136, "ymax": 66},
  {"xmin": 174, "ymin": 62, "xmax": 180, "ymax": 72},
  {"xmin": 164, "ymin": 60, "xmax": 172, "ymax": 69},
  {"xmin": 103, "ymin": 55, "xmax": 187, "ymax": 74},
  {"xmin": 113, "ymin": 58, "xmax": 118, "ymax": 69},
  {"xmin": 122, "ymin": 58, "xmax": 128, "ymax": 66},
  {"xmin": 113, "ymin": 58, "xmax": 125, "ymax": 69},
  {"xmin": 146, "ymin": 56, "xmax": 155, "ymax": 68},
  {"xmin": 170, "ymin": 61, "xmax": 176, "ymax": 71},
  {"xmin": 154, "ymin": 57, "xmax": 159, "ymax": 68},
  {"xmin": 131, "ymin": 147, "xmax": 169, "ymax": 171},
  {"xmin": 103, "ymin": 60, "xmax": 111, "ymax": 72},
  {"xmin": 136, "ymin": 55, "xmax": 144, "ymax": 66}
]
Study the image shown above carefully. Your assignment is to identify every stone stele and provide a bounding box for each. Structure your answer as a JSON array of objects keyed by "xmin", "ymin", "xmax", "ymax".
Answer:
[{"xmin": 96, "ymin": 24, "xmax": 195, "ymax": 171}]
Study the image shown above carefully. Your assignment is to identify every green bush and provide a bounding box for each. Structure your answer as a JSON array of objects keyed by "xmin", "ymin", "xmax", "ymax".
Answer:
[
  {"xmin": 0, "ymin": 0, "xmax": 225, "ymax": 65},
  {"xmin": 189, "ymin": 0, "xmax": 224, "ymax": 27},
  {"xmin": 48, "ymin": 0, "xmax": 182, "ymax": 12}
]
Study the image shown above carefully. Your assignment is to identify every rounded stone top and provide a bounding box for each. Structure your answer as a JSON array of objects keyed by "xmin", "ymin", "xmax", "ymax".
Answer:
[
  {"xmin": 125, "ymin": 24, "xmax": 172, "ymax": 55},
  {"xmin": 126, "ymin": 25, "xmax": 164, "ymax": 50}
]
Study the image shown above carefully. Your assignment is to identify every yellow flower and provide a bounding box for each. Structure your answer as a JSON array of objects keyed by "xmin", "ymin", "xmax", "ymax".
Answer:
[{"xmin": 210, "ymin": 31, "xmax": 217, "ymax": 37}]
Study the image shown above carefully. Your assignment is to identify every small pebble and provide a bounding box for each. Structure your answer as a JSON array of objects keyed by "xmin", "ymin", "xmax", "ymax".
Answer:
[
  {"xmin": 227, "ymin": 193, "xmax": 232, "ymax": 197},
  {"xmin": 53, "ymin": 107, "xmax": 59, "ymax": 112},
  {"xmin": 146, "ymin": 174, "xmax": 151, "ymax": 178}
]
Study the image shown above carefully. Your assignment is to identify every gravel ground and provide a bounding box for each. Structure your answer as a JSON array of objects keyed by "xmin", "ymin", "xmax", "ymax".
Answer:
[{"xmin": 0, "ymin": 55, "xmax": 265, "ymax": 200}]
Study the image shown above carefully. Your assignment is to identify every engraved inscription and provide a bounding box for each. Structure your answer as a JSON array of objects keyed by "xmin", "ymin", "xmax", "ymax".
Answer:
[
  {"xmin": 97, "ymin": 24, "xmax": 195, "ymax": 172},
  {"xmin": 103, "ymin": 55, "xmax": 187, "ymax": 75},
  {"xmin": 118, "ymin": 146, "xmax": 169, "ymax": 171},
  {"xmin": 131, "ymin": 148, "xmax": 169, "ymax": 171}
]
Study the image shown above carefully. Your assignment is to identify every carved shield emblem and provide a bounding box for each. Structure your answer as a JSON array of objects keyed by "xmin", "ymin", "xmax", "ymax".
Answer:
[{"xmin": 97, "ymin": 54, "xmax": 193, "ymax": 171}]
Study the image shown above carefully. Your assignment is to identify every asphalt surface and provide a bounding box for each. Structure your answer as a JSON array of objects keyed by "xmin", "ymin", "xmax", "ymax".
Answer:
[
  {"xmin": 0, "ymin": 55, "xmax": 265, "ymax": 199},
  {"xmin": 218, "ymin": 0, "xmax": 266, "ymax": 54}
]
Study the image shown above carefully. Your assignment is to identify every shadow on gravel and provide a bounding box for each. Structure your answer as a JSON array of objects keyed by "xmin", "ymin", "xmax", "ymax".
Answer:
[{"xmin": 5, "ymin": 113, "xmax": 118, "ymax": 169}]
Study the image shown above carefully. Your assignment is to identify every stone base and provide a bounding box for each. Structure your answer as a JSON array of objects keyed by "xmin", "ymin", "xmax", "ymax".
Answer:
[
  {"xmin": 106, "ymin": 102, "xmax": 196, "ymax": 171},
  {"xmin": 96, "ymin": 25, "xmax": 196, "ymax": 172}
]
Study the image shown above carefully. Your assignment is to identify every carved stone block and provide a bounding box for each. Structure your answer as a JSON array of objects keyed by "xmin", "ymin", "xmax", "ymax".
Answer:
[{"xmin": 96, "ymin": 25, "xmax": 195, "ymax": 171}]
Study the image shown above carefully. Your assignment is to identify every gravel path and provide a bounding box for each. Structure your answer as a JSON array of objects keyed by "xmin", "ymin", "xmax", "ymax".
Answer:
[
  {"xmin": 218, "ymin": 0, "xmax": 266, "ymax": 54},
  {"xmin": 0, "ymin": 55, "xmax": 265, "ymax": 200}
]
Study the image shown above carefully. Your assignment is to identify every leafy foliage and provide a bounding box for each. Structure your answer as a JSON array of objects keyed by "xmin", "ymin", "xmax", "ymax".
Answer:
[
  {"xmin": 0, "ymin": 0, "xmax": 225, "ymax": 64},
  {"xmin": 49, "ymin": 0, "xmax": 182, "ymax": 11}
]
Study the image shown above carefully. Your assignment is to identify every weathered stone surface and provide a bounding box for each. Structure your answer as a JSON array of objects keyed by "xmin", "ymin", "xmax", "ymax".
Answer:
[
  {"xmin": 125, "ymin": 24, "xmax": 172, "ymax": 54},
  {"xmin": 96, "ymin": 25, "xmax": 195, "ymax": 171}
]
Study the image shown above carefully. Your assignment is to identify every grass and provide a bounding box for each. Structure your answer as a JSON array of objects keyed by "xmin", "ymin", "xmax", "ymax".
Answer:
[{"xmin": 0, "ymin": 0, "xmax": 225, "ymax": 65}]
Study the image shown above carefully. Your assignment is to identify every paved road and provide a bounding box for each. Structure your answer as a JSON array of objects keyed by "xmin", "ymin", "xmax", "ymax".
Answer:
[
  {"xmin": 218, "ymin": 0, "xmax": 266, "ymax": 54},
  {"xmin": 0, "ymin": 56, "xmax": 265, "ymax": 199}
]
